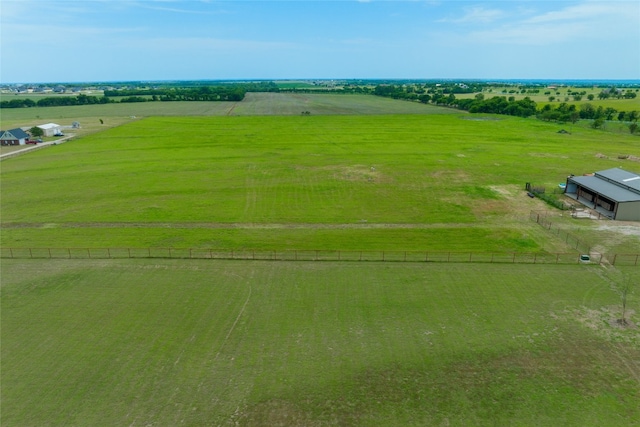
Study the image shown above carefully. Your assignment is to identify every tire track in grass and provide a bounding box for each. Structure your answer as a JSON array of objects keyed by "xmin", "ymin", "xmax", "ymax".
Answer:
[
  {"xmin": 176, "ymin": 268, "xmax": 256, "ymax": 425},
  {"xmin": 214, "ymin": 285, "xmax": 252, "ymax": 362},
  {"xmin": 243, "ymin": 165, "xmax": 258, "ymax": 220}
]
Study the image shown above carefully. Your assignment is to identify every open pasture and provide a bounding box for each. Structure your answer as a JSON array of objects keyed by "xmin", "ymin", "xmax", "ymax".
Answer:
[
  {"xmin": 2, "ymin": 113, "xmax": 639, "ymax": 252},
  {"xmin": 456, "ymin": 86, "xmax": 640, "ymax": 112},
  {"xmin": 0, "ymin": 92, "xmax": 453, "ymax": 132},
  {"xmin": 1, "ymin": 258, "xmax": 638, "ymax": 426}
]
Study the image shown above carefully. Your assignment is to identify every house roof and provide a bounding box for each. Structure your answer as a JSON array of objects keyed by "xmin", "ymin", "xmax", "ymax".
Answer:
[
  {"xmin": 0, "ymin": 128, "xmax": 29, "ymax": 140},
  {"xmin": 570, "ymin": 168, "xmax": 640, "ymax": 203},
  {"xmin": 38, "ymin": 123, "xmax": 61, "ymax": 130}
]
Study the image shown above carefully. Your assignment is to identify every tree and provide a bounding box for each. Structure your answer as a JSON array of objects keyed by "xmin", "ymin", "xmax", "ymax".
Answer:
[
  {"xmin": 617, "ymin": 279, "xmax": 633, "ymax": 326},
  {"xmin": 569, "ymin": 111, "xmax": 580, "ymax": 125},
  {"xmin": 592, "ymin": 117, "xmax": 605, "ymax": 129},
  {"xmin": 580, "ymin": 103, "xmax": 596, "ymax": 119},
  {"xmin": 604, "ymin": 107, "xmax": 617, "ymax": 121},
  {"xmin": 29, "ymin": 126, "xmax": 44, "ymax": 137},
  {"xmin": 587, "ymin": 94, "xmax": 595, "ymax": 101},
  {"xmin": 630, "ymin": 122, "xmax": 639, "ymax": 134}
]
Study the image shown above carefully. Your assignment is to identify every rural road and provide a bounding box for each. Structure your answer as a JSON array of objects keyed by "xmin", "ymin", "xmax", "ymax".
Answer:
[{"xmin": 0, "ymin": 134, "xmax": 75, "ymax": 160}]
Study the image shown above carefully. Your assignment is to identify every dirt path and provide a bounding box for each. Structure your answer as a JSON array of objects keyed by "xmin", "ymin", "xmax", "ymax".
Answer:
[{"xmin": 1, "ymin": 221, "xmax": 522, "ymax": 230}]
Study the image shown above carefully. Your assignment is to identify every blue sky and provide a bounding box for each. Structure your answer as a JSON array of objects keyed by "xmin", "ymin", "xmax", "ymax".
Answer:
[{"xmin": 1, "ymin": 0, "xmax": 639, "ymax": 83}]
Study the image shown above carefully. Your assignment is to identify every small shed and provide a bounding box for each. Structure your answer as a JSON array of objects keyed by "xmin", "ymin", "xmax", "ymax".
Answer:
[
  {"xmin": 37, "ymin": 123, "xmax": 62, "ymax": 137},
  {"xmin": 0, "ymin": 128, "xmax": 30, "ymax": 146},
  {"xmin": 564, "ymin": 168, "xmax": 640, "ymax": 221}
]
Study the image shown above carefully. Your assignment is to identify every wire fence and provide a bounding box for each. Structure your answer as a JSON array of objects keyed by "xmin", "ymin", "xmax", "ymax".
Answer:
[
  {"xmin": 529, "ymin": 210, "xmax": 640, "ymax": 266},
  {"xmin": 0, "ymin": 247, "xmax": 616, "ymax": 265},
  {"xmin": 2, "ymin": 212, "xmax": 636, "ymax": 266},
  {"xmin": 529, "ymin": 210, "xmax": 593, "ymax": 255}
]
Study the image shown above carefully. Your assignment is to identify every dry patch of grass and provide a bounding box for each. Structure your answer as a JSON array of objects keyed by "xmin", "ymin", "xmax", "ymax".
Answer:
[{"xmin": 560, "ymin": 306, "xmax": 639, "ymax": 347}]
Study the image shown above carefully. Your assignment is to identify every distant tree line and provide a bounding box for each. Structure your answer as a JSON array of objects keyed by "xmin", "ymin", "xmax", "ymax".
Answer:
[
  {"xmin": 537, "ymin": 102, "xmax": 639, "ymax": 133},
  {"xmin": 372, "ymin": 85, "xmax": 537, "ymax": 118},
  {"xmin": 1, "ymin": 94, "xmax": 110, "ymax": 108},
  {"xmin": 1, "ymin": 82, "xmax": 280, "ymax": 109},
  {"xmin": 104, "ymin": 81, "xmax": 278, "ymax": 101},
  {"xmin": 452, "ymin": 95, "xmax": 537, "ymax": 118}
]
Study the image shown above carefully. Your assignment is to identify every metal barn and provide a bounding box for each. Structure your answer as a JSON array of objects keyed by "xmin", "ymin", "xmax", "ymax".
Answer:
[{"xmin": 564, "ymin": 168, "xmax": 640, "ymax": 221}]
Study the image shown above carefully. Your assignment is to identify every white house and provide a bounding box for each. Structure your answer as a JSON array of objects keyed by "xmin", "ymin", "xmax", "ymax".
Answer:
[{"xmin": 37, "ymin": 123, "xmax": 62, "ymax": 137}]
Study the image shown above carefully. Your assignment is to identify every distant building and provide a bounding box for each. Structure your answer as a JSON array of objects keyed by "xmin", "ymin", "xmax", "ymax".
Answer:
[
  {"xmin": 0, "ymin": 128, "xmax": 30, "ymax": 146},
  {"xmin": 37, "ymin": 123, "xmax": 62, "ymax": 137},
  {"xmin": 564, "ymin": 168, "xmax": 640, "ymax": 221}
]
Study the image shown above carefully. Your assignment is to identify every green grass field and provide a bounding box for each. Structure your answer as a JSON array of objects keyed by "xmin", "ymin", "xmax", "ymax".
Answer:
[
  {"xmin": 0, "ymin": 93, "xmax": 455, "ymax": 132},
  {"xmin": 2, "ymin": 258, "xmax": 638, "ymax": 426},
  {"xmin": 2, "ymin": 112, "xmax": 639, "ymax": 253},
  {"xmin": 2, "ymin": 93, "xmax": 640, "ymax": 427}
]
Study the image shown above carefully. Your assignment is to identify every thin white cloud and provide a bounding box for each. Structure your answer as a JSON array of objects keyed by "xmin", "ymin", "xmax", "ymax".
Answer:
[
  {"xmin": 469, "ymin": 22, "xmax": 589, "ymax": 46},
  {"xmin": 439, "ymin": 6, "xmax": 505, "ymax": 24},
  {"xmin": 130, "ymin": 0, "xmax": 230, "ymax": 14},
  {"xmin": 132, "ymin": 36, "xmax": 297, "ymax": 52},
  {"xmin": 461, "ymin": 1, "xmax": 639, "ymax": 46},
  {"xmin": 525, "ymin": 1, "xmax": 630, "ymax": 24}
]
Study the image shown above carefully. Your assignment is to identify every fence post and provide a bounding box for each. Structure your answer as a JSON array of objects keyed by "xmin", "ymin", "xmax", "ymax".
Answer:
[
  {"xmin": 128, "ymin": 248, "xmax": 131, "ymax": 258},
  {"xmin": 190, "ymin": 248, "xmax": 192, "ymax": 259},
  {"xmin": 404, "ymin": 251, "xmax": 407, "ymax": 262},
  {"xmin": 612, "ymin": 254, "xmax": 617, "ymax": 265},
  {"xmin": 10, "ymin": 248, "xmax": 13, "ymax": 258},
  {"xmin": 68, "ymin": 248, "xmax": 71, "ymax": 259},
  {"xmin": 88, "ymin": 248, "xmax": 91, "ymax": 259},
  {"xmin": 29, "ymin": 248, "xmax": 33, "ymax": 258},
  {"xmin": 107, "ymin": 248, "xmax": 111, "ymax": 259},
  {"xmin": 556, "ymin": 253, "xmax": 560, "ymax": 264},
  {"xmin": 338, "ymin": 251, "xmax": 341, "ymax": 261},
  {"xmin": 533, "ymin": 253, "xmax": 537, "ymax": 264},
  {"xmin": 636, "ymin": 254, "xmax": 639, "ymax": 266},
  {"xmin": 512, "ymin": 253, "xmax": 516, "ymax": 263},
  {"xmin": 48, "ymin": 248, "xmax": 52, "ymax": 259},
  {"xmin": 382, "ymin": 251, "xmax": 385, "ymax": 261}
]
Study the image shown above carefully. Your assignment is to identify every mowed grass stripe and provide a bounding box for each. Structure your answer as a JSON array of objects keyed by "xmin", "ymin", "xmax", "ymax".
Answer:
[
  {"xmin": 2, "ymin": 114, "xmax": 639, "ymax": 251},
  {"xmin": 0, "ymin": 225, "xmax": 542, "ymax": 252},
  {"xmin": 2, "ymin": 259, "xmax": 638, "ymax": 426},
  {"xmin": 1, "ymin": 260, "xmax": 256, "ymax": 426},
  {"xmin": 3, "ymin": 114, "xmax": 634, "ymax": 224}
]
